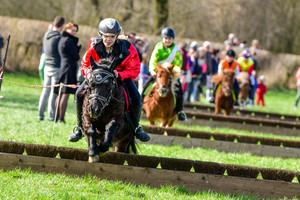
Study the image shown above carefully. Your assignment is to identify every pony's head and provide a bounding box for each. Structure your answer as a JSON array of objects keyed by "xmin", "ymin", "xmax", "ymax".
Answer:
[
  {"xmin": 221, "ymin": 69, "xmax": 235, "ymax": 97},
  {"xmin": 87, "ymin": 56, "xmax": 117, "ymax": 119},
  {"xmin": 156, "ymin": 62, "xmax": 174, "ymax": 97},
  {"xmin": 237, "ymin": 72, "xmax": 250, "ymax": 102}
]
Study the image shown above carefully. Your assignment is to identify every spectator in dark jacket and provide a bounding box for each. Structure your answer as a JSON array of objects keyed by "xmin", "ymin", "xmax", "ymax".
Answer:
[
  {"xmin": 0, "ymin": 29, "xmax": 4, "ymax": 66},
  {"xmin": 55, "ymin": 22, "xmax": 81, "ymax": 123},
  {"xmin": 38, "ymin": 16, "xmax": 65, "ymax": 121}
]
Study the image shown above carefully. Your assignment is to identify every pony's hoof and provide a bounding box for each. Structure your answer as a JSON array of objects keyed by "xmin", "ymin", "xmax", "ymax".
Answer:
[
  {"xmin": 88, "ymin": 155, "xmax": 99, "ymax": 163},
  {"xmin": 99, "ymin": 152, "xmax": 106, "ymax": 157}
]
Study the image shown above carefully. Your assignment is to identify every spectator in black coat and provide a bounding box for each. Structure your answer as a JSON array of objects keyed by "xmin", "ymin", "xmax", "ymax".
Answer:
[{"xmin": 55, "ymin": 22, "xmax": 81, "ymax": 123}]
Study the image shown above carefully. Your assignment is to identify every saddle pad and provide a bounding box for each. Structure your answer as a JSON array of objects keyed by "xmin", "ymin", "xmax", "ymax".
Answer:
[{"xmin": 122, "ymin": 86, "xmax": 130, "ymax": 112}]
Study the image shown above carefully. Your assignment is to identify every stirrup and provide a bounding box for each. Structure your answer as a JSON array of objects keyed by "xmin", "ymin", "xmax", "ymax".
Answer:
[{"xmin": 69, "ymin": 125, "xmax": 83, "ymax": 142}]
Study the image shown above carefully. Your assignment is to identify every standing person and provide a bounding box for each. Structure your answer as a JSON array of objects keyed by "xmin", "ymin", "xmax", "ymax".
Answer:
[
  {"xmin": 186, "ymin": 46, "xmax": 202, "ymax": 102},
  {"xmin": 294, "ymin": 66, "xmax": 300, "ymax": 109},
  {"xmin": 0, "ymin": 28, "xmax": 4, "ymax": 66},
  {"xmin": 68, "ymin": 18, "xmax": 150, "ymax": 142},
  {"xmin": 255, "ymin": 75, "xmax": 267, "ymax": 107},
  {"xmin": 38, "ymin": 16, "xmax": 65, "ymax": 121},
  {"xmin": 55, "ymin": 22, "xmax": 81, "ymax": 123},
  {"xmin": 143, "ymin": 27, "xmax": 187, "ymax": 121},
  {"xmin": 203, "ymin": 41, "xmax": 218, "ymax": 102}
]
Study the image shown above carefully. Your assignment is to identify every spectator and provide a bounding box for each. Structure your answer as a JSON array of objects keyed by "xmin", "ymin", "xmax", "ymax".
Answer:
[
  {"xmin": 38, "ymin": 16, "xmax": 65, "ymax": 121},
  {"xmin": 38, "ymin": 24, "xmax": 53, "ymax": 84},
  {"xmin": 135, "ymin": 37, "xmax": 149, "ymax": 93},
  {"xmin": 186, "ymin": 46, "xmax": 202, "ymax": 102},
  {"xmin": 178, "ymin": 41, "xmax": 190, "ymax": 93},
  {"xmin": 250, "ymin": 39, "xmax": 260, "ymax": 52},
  {"xmin": 0, "ymin": 28, "xmax": 4, "ymax": 66},
  {"xmin": 55, "ymin": 22, "xmax": 81, "ymax": 123},
  {"xmin": 203, "ymin": 41, "xmax": 218, "ymax": 102},
  {"xmin": 294, "ymin": 66, "xmax": 300, "ymax": 109},
  {"xmin": 255, "ymin": 75, "xmax": 267, "ymax": 107}
]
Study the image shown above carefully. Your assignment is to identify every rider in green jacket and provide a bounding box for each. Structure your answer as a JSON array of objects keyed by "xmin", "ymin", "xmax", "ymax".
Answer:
[{"xmin": 142, "ymin": 27, "xmax": 187, "ymax": 121}]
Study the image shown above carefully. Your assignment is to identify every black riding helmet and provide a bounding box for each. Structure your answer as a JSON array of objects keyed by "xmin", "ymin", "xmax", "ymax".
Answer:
[
  {"xmin": 98, "ymin": 18, "xmax": 121, "ymax": 35},
  {"xmin": 226, "ymin": 49, "xmax": 236, "ymax": 57},
  {"xmin": 161, "ymin": 27, "xmax": 175, "ymax": 38}
]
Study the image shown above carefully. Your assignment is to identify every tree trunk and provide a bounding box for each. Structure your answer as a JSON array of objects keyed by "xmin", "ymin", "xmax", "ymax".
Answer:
[{"xmin": 153, "ymin": 0, "xmax": 168, "ymax": 35}]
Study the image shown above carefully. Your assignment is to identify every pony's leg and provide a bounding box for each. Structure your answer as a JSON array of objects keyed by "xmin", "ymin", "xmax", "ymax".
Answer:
[
  {"xmin": 149, "ymin": 120, "xmax": 155, "ymax": 126},
  {"xmin": 160, "ymin": 119, "xmax": 168, "ymax": 127},
  {"xmin": 167, "ymin": 116, "xmax": 177, "ymax": 127},
  {"xmin": 100, "ymin": 118, "xmax": 121, "ymax": 153},
  {"xmin": 86, "ymin": 124, "xmax": 99, "ymax": 163}
]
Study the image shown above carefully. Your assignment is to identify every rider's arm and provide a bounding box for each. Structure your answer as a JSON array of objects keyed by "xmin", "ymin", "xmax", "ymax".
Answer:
[
  {"xmin": 81, "ymin": 39, "xmax": 100, "ymax": 78},
  {"xmin": 218, "ymin": 61, "xmax": 223, "ymax": 74},
  {"xmin": 172, "ymin": 50, "xmax": 183, "ymax": 69},
  {"xmin": 149, "ymin": 43, "xmax": 161, "ymax": 76},
  {"xmin": 117, "ymin": 44, "xmax": 140, "ymax": 81}
]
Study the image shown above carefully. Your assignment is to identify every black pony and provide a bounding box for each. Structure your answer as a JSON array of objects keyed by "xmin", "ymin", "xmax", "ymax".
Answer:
[{"xmin": 82, "ymin": 56, "xmax": 136, "ymax": 163}]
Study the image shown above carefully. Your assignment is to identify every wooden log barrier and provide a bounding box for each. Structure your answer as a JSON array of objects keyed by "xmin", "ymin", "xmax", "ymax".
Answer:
[
  {"xmin": 141, "ymin": 134, "xmax": 300, "ymax": 158},
  {"xmin": 0, "ymin": 152, "xmax": 299, "ymax": 199}
]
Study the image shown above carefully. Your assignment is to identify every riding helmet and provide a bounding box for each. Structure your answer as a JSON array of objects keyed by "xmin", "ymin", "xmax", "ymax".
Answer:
[
  {"xmin": 242, "ymin": 49, "xmax": 251, "ymax": 58},
  {"xmin": 161, "ymin": 27, "xmax": 175, "ymax": 38},
  {"xmin": 226, "ymin": 49, "xmax": 236, "ymax": 57},
  {"xmin": 98, "ymin": 18, "xmax": 121, "ymax": 35}
]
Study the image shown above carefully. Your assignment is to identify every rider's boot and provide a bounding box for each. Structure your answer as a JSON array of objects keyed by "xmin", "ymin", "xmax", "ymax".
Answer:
[
  {"xmin": 130, "ymin": 100, "xmax": 151, "ymax": 142},
  {"xmin": 209, "ymin": 84, "xmax": 218, "ymax": 104},
  {"xmin": 175, "ymin": 92, "xmax": 187, "ymax": 121},
  {"xmin": 68, "ymin": 100, "xmax": 84, "ymax": 142},
  {"xmin": 174, "ymin": 80, "xmax": 187, "ymax": 121}
]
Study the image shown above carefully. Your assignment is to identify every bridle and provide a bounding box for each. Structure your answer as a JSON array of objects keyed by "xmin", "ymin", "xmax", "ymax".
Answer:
[
  {"xmin": 87, "ymin": 69, "xmax": 117, "ymax": 111},
  {"xmin": 221, "ymin": 74, "xmax": 233, "ymax": 96},
  {"xmin": 156, "ymin": 74, "xmax": 172, "ymax": 94}
]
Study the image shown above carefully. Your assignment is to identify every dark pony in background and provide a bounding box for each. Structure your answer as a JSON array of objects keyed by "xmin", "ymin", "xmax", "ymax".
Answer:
[
  {"xmin": 82, "ymin": 57, "xmax": 136, "ymax": 163},
  {"xmin": 236, "ymin": 71, "xmax": 251, "ymax": 109},
  {"xmin": 143, "ymin": 62, "xmax": 180, "ymax": 127},
  {"xmin": 211, "ymin": 69, "xmax": 235, "ymax": 115}
]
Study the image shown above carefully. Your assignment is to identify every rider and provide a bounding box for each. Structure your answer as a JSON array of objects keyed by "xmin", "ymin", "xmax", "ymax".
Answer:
[
  {"xmin": 237, "ymin": 49, "xmax": 255, "ymax": 102},
  {"xmin": 209, "ymin": 49, "xmax": 240, "ymax": 105},
  {"xmin": 142, "ymin": 27, "xmax": 187, "ymax": 121},
  {"xmin": 68, "ymin": 18, "xmax": 150, "ymax": 142}
]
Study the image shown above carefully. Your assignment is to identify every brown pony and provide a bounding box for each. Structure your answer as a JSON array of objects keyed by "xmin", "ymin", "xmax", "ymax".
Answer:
[
  {"xmin": 82, "ymin": 57, "xmax": 136, "ymax": 163},
  {"xmin": 143, "ymin": 62, "xmax": 180, "ymax": 127},
  {"xmin": 236, "ymin": 71, "xmax": 250, "ymax": 109},
  {"xmin": 211, "ymin": 69, "xmax": 235, "ymax": 115}
]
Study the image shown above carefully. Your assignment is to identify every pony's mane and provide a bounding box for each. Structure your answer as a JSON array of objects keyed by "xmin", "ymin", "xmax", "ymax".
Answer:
[{"xmin": 211, "ymin": 73, "xmax": 224, "ymax": 85}]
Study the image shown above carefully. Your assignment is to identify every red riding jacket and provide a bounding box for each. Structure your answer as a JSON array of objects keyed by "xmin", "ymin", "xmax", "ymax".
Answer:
[{"xmin": 81, "ymin": 36, "xmax": 140, "ymax": 81}]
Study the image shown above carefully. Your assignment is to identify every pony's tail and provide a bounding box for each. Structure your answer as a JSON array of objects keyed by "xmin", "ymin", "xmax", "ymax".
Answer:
[{"xmin": 129, "ymin": 139, "xmax": 137, "ymax": 154}]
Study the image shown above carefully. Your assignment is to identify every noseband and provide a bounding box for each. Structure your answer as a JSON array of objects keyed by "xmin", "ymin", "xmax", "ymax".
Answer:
[
  {"xmin": 156, "ymin": 76, "xmax": 172, "ymax": 93},
  {"xmin": 87, "ymin": 69, "xmax": 116, "ymax": 110}
]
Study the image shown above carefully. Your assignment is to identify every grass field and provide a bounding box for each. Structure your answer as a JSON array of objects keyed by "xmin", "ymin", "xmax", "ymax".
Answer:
[{"xmin": 0, "ymin": 72, "xmax": 299, "ymax": 200}]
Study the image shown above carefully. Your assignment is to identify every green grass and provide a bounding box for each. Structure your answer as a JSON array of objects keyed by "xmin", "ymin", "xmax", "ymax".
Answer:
[{"xmin": 1, "ymin": 73, "xmax": 300, "ymax": 200}]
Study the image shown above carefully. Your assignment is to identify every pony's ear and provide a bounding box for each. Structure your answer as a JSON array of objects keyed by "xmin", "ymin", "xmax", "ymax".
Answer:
[
  {"xmin": 167, "ymin": 64, "xmax": 174, "ymax": 71},
  {"xmin": 90, "ymin": 56, "xmax": 98, "ymax": 70},
  {"xmin": 156, "ymin": 63, "xmax": 163, "ymax": 70}
]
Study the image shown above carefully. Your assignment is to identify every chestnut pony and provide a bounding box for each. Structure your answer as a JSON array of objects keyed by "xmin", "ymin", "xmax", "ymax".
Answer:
[
  {"xmin": 211, "ymin": 69, "xmax": 235, "ymax": 115},
  {"xmin": 143, "ymin": 62, "xmax": 179, "ymax": 127},
  {"xmin": 82, "ymin": 57, "xmax": 136, "ymax": 163},
  {"xmin": 236, "ymin": 71, "xmax": 250, "ymax": 109}
]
